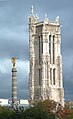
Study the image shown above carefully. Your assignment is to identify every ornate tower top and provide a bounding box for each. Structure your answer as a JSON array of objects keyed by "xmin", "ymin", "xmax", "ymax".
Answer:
[
  {"xmin": 29, "ymin": 6, "xmax": 39, "ymax": 24},
  {"xmin": 55, "ymin": 16, "xmax": 60, "ymax": 24},
  {"xmin": 44, "ymin": 14, "xmax": 48, "ymax": 23},
  {"xmin": 11, "ymin": 57, "xmax": 16, "ymax": 68},
  {"xmin": 31, "ymin": 5, "xmax": 34, "ymax": 15}
]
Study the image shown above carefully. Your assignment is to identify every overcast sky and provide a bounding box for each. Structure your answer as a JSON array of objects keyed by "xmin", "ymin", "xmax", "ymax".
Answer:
[{"xmin": 0, "ymin": 0, "xmax": 73, "ymax": 101}]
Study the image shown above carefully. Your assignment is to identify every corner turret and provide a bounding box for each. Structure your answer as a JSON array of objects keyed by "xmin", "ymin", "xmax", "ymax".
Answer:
[{"xmin": 29, "ymin": 6, "xmax": 39, "ymax": 25}]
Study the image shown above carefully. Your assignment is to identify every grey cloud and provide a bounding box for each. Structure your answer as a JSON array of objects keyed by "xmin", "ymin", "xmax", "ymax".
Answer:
[
  {"xmin": 0, "ymin": 27, "xmax": 29, "ymax": 60},
  {"xmin": 0, "ymin": 73, "xmax": 11, "ymax": 98},
  {"xmin": 0, "ymin": 0, "xmax": 29, "ymax": 60},
  {"xmin": 37, "ymin": 0, "xmax": 73, "ymax": 12},
  {"xmin": 18, "ymin": 89, "xmax": 29, "ymax": 99},
  {"xmin": 63, "ymin": 56, "xmax": 73, "ymax": 100}
]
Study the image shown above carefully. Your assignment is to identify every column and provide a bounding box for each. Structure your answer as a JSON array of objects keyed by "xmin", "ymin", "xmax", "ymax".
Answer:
[{"xmin": 11, "ymin": 57, "xmax": 17, "ymax": 109}]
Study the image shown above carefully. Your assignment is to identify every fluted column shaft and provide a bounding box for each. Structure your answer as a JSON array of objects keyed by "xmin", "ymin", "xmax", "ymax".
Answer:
[{"xmin": 12, "ymin": 67, "xmax": 17, "ymax": 107}]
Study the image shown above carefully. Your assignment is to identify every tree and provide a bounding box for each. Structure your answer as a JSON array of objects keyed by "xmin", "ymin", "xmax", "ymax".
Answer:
[
  {"xmin": 0, "ymin": 106, "xmax": 16, "ymax": 119},
  {"xmin": 19, "ymin": 104, "xmax": 54, "ymax": 119}
]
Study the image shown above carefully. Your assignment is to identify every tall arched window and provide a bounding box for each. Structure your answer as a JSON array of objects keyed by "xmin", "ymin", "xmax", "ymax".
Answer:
[
  {"xmin": 50, "ymin": 68, "xmax": 52, "ymax": 85},
  {"xmin": 53, "ymin": 35, "xmax": 55, "ymax": 64},
  {"xmin": 47, "ymin": 62, "xmax": 48, "ymax": 79},
  {"xmin": 49, "ymin": 35, "xmax": 51, "ymax": 54},
  {"xmin": 53, "ymin": 68, "xmax": 55, "ymax": 85},
  {"xmin": 39, "ymin": 69, "xmax": 41, "ymax": 85},
  {"xmin": 38, "ymin": 36, "xmax": 40, "ymax": 64},
  {"xmin": 41, "ymin": 35, "xmax": 43, "ymax": 54},
  {"xmin": 49, "ymin": 35, "xmax": 51, "ymax": 63}
]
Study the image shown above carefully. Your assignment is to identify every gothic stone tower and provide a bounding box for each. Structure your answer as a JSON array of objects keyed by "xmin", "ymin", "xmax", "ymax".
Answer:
[{"xmin": 29, "ymin": 6, "xmax": 64, "ymax": 106}]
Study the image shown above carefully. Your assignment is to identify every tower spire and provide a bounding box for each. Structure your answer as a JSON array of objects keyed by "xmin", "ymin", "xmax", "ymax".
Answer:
[
  {"xmin": 44, "ymin": 14, "xmax": 48, "ymax": 23},
  {"xmin": 31, "ymin": 5, "xmax": 34, "ymax": 15},
  {"xmin": 45, "ymin": 14, "xmax": 47, "ymax": 19}
]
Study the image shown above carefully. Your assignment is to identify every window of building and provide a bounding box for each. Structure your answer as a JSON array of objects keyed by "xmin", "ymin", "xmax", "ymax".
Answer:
[
  {"xmin": 47, "ymin": 62, "xmax": 48, "ymax": 79},
  {"xmin": 50, "ymin": 68, "xmax": 52, "ymax": 85},
  {"xmin": 45, "ymin": 62, "xmax": 48, "ymax": 79},
  {"xmin": 38, "ymin": 36, "xmax": 40, "ymax": 64},
  {"xmin": 49, "ymin": 35, "xmax": 51, "ymax": 54},
  {"xmin": 53, "ymin": 68, "xmax": 55, "ymax": 85},
  {"xmin": 49, "ymin": 35, "xmax": 51, "ymax": 63},
  {"xmin": 39, "ymin": 69, "xmax": 41, "ymax": 85},
  {"xmin": 41, "ymin": 35, "xmax": 43, "ymax": 54},
  {"xmin": 53, "ymin": 35, "xmax": 55, "ymax": 64}
]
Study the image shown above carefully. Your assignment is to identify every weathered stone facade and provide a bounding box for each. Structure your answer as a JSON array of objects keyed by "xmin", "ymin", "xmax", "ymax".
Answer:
[{"xmin": 29, "ymin": 7, "xmax": 64, "ymax": 106}]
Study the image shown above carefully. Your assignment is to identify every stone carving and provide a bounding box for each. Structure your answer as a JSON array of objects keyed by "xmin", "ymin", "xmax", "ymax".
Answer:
[{"xmin": 55, "ymin": 16, "xmax": 60, "ymax": 22}]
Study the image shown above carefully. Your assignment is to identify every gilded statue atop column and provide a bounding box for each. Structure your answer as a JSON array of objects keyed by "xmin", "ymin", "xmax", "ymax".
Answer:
[{"xmin": 11, "ymin": 57, "xmax": 16, "ymax": 67}]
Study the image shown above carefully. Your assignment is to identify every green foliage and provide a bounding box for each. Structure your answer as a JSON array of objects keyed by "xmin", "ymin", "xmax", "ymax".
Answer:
[
  {"xmin": 66, "ymin": 113, "xmax": 73, "ymax": 119},
  {"xmin": 19, "ymin": 106, "xmax": 54, "ymax": 119},
  {"xmin": 0, "ymin": 106, "xmax": 16, "ymax": 119},
  {"xmin": 0, "ymin": 105, "xmax": 55, "ymax": 119},
  {"xmin": 1, "ymin": 100, "xmax": 73, "ymax": 119}
]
